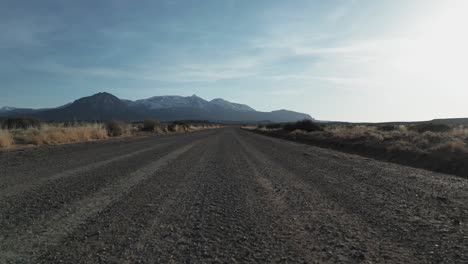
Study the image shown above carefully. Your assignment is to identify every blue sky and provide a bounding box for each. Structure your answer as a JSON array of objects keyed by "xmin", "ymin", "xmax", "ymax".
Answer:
[{"xmin": 1, "ymin": 0, "xmax": 467, "ymax": 122}]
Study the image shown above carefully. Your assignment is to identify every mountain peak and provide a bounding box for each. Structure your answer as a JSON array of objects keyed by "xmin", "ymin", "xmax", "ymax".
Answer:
[
  {"xmin": 91, "ymin": 92, "xmax": 118, "ymax": 98},
  {"xmin": 209, "ymin": 98, "xmax": 256, "ymax": 112},
  {"xmin": 3, "ymin": 92, "xmax": 311, "ymax": 122},
  {"xmin": 71, "ymin": 92, "xmax": 126, "ymax": 110}
]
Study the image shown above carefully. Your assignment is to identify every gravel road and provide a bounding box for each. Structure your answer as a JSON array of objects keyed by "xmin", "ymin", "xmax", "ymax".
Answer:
[{"xmin": 1, "ymin": 127, "xmax": 467, "ymax": 263}]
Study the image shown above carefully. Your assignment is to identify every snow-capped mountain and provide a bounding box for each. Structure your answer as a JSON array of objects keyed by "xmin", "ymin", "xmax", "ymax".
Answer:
[
  {"xmin": 0, "ymin": 106, "xmax": 17, "ymax": 112},
  {"xmin": 133, "ymin": 95, "xmax": 211, "ymax": 110},
  {"xmin": 209, "ymin": 98, "xmax": 255, "ymax": 112},
  {"xmin": 2, "ymin": 92, "xmax": 313, "ymax": 122},
  {"xmin": 132, "ymin": 95, "xmax": 256, "ymax": 113},
  {"xmin": 0, "ymin": 106, "xmax": 37, "ymax": 116}
]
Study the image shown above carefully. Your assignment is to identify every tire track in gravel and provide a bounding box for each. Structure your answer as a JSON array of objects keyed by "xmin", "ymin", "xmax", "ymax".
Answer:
[
  {"xmin": 252, "ymin": 131, "xmax": 468, "ymax": 212},
  {"xmin": 0, "ymin": 136, "xmax": 163, "ymax": 189},
  {"xmin": 121, "ymin": 147, "xmax": 214, "ymax": 263},
  {"xmin": 234, "ymin": 132, "xmax": 418, "ymax": 263},
  {"xmin": 239, "ymin": 129, "xmax": 468, "ymax": 263},
  {"xmin": 0, "ymin": 141, "xmax": 199, "ymax": 263},
  {"xmin": 0, "ymin": 143, "xmax": 169, "ymax": 198},
  {"xmin": 172, "ymin": 130, "xmax": 306, "ymax": 263},
  {"xmin": 118, "ymin": 129, "xmax": 306, "ymax": 263},
  {"xmin": 35, "ymin": 137, "xmax": 214, "ymax": 264},
  {"xmin": 0, "ymin": 130, "xmax": 217, "ymax": 190},
  {"xmin": 0, "ymin": 137, "xmax": 198, "ymax": 237}
]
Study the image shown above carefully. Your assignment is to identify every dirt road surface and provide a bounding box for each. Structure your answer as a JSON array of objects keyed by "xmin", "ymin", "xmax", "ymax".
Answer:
[{"xmin": 1, "ymin": 127, "xmax": 467, "ymax": 263}]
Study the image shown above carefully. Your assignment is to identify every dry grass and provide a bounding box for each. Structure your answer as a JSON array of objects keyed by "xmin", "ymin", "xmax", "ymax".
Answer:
[
  {"xmin": 186, "ymin": 124, "xmax": 222, "ymax": 132},
  {"xmin": 323, "ymin": 125, "xmax": 386, "ymax": 141},
  {"xmin": 14, "ymin": 123, "xmax": 108, "ymax": 145},
  {"xmin": 0, "ymin": 120, "xmax": 222, "ymax": 149},
  {"xmin": 150, "ymin": 123, "xmax": 222, "ymax": 134},
  {"xmin": 240, "ymin": 125, "xmax": 258, "ymax": 130},
  {"xmin": 0, "ymin": 129, "xmax": 14, "ymax": 148},
  {"xmin": 256, "ymin": 123, "xmax": 468, "ymax": 154},
  {"xmin": 315, "ymin": 125, "xmax": 468, "ymax": 153}
]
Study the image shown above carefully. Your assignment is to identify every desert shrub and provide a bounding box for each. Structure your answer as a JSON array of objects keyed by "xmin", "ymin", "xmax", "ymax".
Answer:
[
  {"xmin": 421, "ymin": 131, "xmax": 444, "ymax": 143},
  {"xmin": 430, "ymin": 138, "xmax": 467, "ymax": 153},
  {"xmin": 2, "ymin": 117, "xmax": 41, "ymax": 130},
  {"xmin": 142, "ymin": 119, "xmax": 160, "ymax": 132},
  {"xmin": 168, "ymin": 123, "xmax": 178, "ymax": 132},
  {"xmin": 173, "ymin": 121, "xmax": 188, "ymax": 127},
  {"xmin": 266, "ymin": 123, "xmax": 283, "ymax": 129},
  {"xmin": 450, "ymin": 126, "xmax": 468, "ymax": 137},
  {"xmin": 105, "ymin": 121, "xmax": 124, "ymax": 137},
  {"xmin": 283, "ymin": 120, "xmax": 322, "ymax": 132},
  {"xmin": 328, "ymin": 125, "xmax": 384, "ymax": 141},
  {"xmin": 410, "ymin": 123, "xmax": 451, "ymax": 133},
  {"xmin": 387, "ymin": 139, "xmax": 415, "ymax": 152},
  {"xmin": 166, "ymin": 122, "xmax": 190, "ymax": 132},
  {"xmin": 0, "ymin": 129, "xmax": 14, "ymax": 148},
  {"xmin": 62, "ymin": 121, "xmax": 75, "ymax": 127},
  {"xmin": 180, "ymin": 124, "xmax": 190, "ymax": 132},
  {"xmin": 283, "ymin": 123, "xmax": 295, "ymax": 132},
  {"xmin": 378, "ymin": 125, "xmax": 398, "ymax": 132},
  {"xmin": 152, "ymin": 123, "xmax": 168, "ymax": 133}
]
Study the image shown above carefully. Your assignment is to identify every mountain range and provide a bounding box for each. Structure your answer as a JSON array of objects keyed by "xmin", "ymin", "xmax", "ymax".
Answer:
[{"xmin": 0, "ymin": 92, "xmax": 313, "ymax": 122}]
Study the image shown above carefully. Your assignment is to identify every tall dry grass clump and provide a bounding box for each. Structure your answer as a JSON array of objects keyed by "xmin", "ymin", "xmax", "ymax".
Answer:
[
  {"xmin": 0, "ymin": 129, "xmax": 14, "ymax": 148},
  {"xmin": 142, "ymin": 119, "xmax": 160, "ymax": 132},
  {"xmin": 326, "ymin": 125, "xmax": 385, "ymax": 141},
  {"xmin": 284, "ymin": 120, "xmax": 322, "ymax": 132},
  {"xmin": 20, "ymin": 123, "xmax": 108, "ymax": 145},
  {"xmin": 105, "ymin": 121, "xmax": 133, "ymax": 137}
]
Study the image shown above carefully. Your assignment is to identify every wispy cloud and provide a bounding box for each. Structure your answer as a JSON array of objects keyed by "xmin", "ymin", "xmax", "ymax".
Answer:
[
  {"xmin": 29, "ymin": 35, "xmax": 404, "ymax": 89},
  {"xmin": 30, "ymin": 56, "xmax": 263, "ymax": 83},
  {"xmin": 0, "ymin": 13, "xmax": 62, "ymax": 49}
]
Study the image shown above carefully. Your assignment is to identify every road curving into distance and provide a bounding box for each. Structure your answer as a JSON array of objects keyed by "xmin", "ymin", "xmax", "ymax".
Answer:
[{"xmin": 0, "ymin": 127, "xmax": 467, "ymax": 263}]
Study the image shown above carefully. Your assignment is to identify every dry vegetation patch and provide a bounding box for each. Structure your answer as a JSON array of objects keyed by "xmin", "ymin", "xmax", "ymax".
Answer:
[
  {"xmin": 140, "ymin": 120, "xmax": 222, "ymax": 134},
  {"xmin": 0, "ymin": 118, "xmax": 222, "ymax": 149},
  {"xmin": 246, "ymin": 120, "xmax": 468, "ymax": 177},
  {"xmin": 0, "ymin": 129, "xmax": 14, "ymax": 148},
  {"xmin": 13, "ymin": 123, "xmax": 109, "ymax": 145},
  {"xmin": 318, "ymin": 124, "xmax": 468, "ymax": 154},
  {"xmin": 254, "ymin": 121, "xmax": 468, "ymax": 154}
]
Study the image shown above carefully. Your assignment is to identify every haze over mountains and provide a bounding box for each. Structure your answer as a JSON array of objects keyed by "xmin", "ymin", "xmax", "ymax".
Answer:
[{"xmin": 0, "ymin": 92, "xmax": 312, "ymax": 122}]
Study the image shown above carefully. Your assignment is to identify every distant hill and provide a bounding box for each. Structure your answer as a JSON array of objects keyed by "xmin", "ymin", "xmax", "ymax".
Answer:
[
  {"xmin": 430, "ymin": 118, "xmax": 468, "ymax": 126},
  {"xmin": 0, "ymin": 92, "xmax": 313, "ymax": 122},
  {"xmin": 0, "ymin": 106, "xmax": 37, "ymax": 116}
]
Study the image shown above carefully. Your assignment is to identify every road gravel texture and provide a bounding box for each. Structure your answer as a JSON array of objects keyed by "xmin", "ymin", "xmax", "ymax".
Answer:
[{"xmin": 0, "ymin": 127, "xmax": 467, "ymax": 263}]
